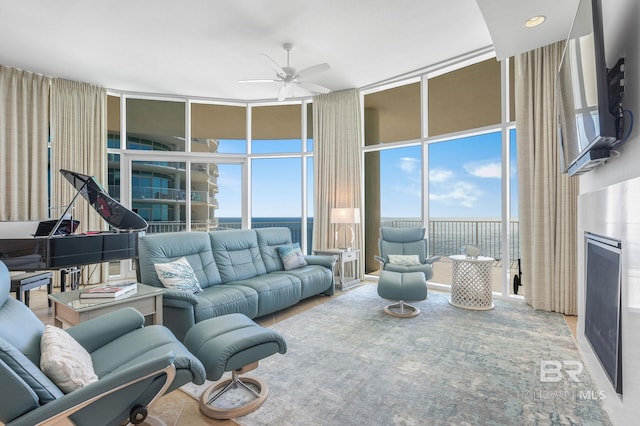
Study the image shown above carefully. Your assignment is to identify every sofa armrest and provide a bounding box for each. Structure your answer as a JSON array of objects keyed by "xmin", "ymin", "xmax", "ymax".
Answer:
[
  {"xmin": 162, "ymin": 289, "xmax": 199, "ymax": 307},
  {"xmin": 67, "ymin": 308, "xmax": 145, "ymax": 353},
  {"xmin": 424, "ymin": 256, "xmax": 440, "ymax": 264},
  {"xmin": 374, "ymin": 255, "xmax": 386, "ymax": 266},
  {"xmin": 304, "ymin": 255, "xmax": 337, "ymax": 270}
]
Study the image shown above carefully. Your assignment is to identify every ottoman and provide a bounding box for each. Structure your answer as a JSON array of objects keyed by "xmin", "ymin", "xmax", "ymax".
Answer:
[
  {"xmin": 184, "ymin": 313, "xmax": 287, "ymax": 419},
  {"xmin": 377, "ymin": 270, "xmax": 428, "ymax": 317}
]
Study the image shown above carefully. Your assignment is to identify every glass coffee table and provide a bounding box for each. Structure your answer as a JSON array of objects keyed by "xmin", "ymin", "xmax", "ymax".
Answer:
[{"xmin": 49, "ymin": 283, "xmax": 164, "ymax": 328}]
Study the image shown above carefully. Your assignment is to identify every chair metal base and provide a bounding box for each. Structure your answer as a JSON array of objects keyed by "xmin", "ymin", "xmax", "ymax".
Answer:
[
  {"xmin": 199, "ymin": 364, "xmax": 269, "ymax": 420},
  {"xmin": 383, "ymin": 300, "xmax": 421, "ymax": 318}
]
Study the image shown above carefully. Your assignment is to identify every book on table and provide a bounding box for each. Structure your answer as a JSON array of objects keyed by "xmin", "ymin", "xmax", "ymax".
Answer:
[{"xmin": 79, "ymin": 281, "xmax": 138, "ymax": 299}]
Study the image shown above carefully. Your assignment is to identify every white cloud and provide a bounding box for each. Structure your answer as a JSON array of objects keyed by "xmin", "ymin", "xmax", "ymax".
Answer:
[
  {"xmin": 464, "ymin": 161, "xmax": 501, "ymax": 178},
  {"xmin": 429, "ymin": 168, "xmax": 454, "ymax": 183},
  {"xmin": 430, "ymin": 181, "xmax": 481, "ymax": 208},
  {"xmin": 397, "ymin": 157, "xmax": 419, "ymax": 174}
]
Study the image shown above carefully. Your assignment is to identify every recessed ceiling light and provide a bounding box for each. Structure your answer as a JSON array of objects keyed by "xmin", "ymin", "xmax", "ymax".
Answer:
[{"xmin": 525, "ymin": 15, "xmax": 546, "ymax": 28}]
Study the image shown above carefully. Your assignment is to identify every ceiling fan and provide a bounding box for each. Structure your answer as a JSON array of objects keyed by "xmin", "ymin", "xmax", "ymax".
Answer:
[{"xmin": 239, "ymin": 43, "xmax": 331, "ymax": 101}]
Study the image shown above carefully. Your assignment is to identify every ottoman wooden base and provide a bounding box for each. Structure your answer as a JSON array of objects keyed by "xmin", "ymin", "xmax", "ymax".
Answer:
[{"xmin": 200, "ymin": 373, "xmax": 268, "ymax": 419}]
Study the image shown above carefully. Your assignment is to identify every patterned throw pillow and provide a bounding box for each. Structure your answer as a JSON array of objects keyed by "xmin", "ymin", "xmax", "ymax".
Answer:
[
  {"xmin": 153, "ymin": 256, "xmax": 203, "ymax": 293},
  {"xmin": 40, "ymin": 325, "xmax": 98, "ymax": 393},
  {"xmin": 277, "ymin": 243, "xmax": 308, "ymax": 270},
  {"xmin": 388, "ymin": 254, "xmax": 421, "ymax": 266}
]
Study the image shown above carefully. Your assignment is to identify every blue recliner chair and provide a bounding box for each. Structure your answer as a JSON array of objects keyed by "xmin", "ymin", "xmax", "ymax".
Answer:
[
  {"xmin": 375, "ymin": 227, "xmax": 439, "ymax": 317},
  {"xmin": 374, "ymin": 227, "xmax": 439, "ymax": 279},
  {"xmin": 0, "ymin": 260, "xmax": 206, "ymax": 426}
]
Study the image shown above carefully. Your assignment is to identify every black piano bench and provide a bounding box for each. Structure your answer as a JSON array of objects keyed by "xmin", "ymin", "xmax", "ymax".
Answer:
[{"xmin": 10, "ymin": 271, "xmax": 54, "ymax": 307}]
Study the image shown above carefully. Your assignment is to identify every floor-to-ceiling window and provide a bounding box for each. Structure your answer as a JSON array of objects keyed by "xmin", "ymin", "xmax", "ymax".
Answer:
[
  {"xmin": 106, "ymin": 53, "xmax": 518, "ymax": 289},
  {"xmin": 363, "ymin": 57, "xmax": 520, "ymax": 298},
  {"xmin": 427, "ymin": 132, "xmax": 503, "ymax": 285},
  {"xmin": 363, "ymin": 82, "xmax": 422, "ymax": 272},
  {"xmin": 106, "ymin": 95, "xmax": 315, "ymax": 277},
  {"xmin": 249, "ymin": 103, "xmax": 313, "ymax": 252}
]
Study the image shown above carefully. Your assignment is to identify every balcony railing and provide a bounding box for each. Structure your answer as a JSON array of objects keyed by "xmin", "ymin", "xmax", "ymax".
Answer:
[
  {"xmin": 129, "ymin": 187, "xmax": 209, "ymax": 202},
  {"xmin": 142, "ymin": 218, "xmax": 519, "ymax": 261},
  {"xmin": 381, "ymin": 219, "xmax": 520, "ymax": 261}
]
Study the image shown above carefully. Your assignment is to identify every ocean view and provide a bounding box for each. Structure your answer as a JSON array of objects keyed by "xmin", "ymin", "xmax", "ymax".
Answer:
[{"xmin": 216, "ymin": 217, "xmax": 520, "ymax": 261}]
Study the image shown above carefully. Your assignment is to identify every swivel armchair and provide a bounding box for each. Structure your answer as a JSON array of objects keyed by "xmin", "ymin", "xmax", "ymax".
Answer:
[
  {"xmin": 0, "ymin": 260, "xmax": 206, "ymax": 426},
  {"xmin": 375, "ymin": 227, "xmax": 439, "ymax": 279},
  {"xmin": 375, "ymin": 227, "xmax": 439, "ymax": 317}
]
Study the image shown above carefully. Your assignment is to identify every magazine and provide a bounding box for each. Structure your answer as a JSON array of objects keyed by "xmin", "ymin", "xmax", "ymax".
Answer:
[{"xmin": 79, "ymin": 281, "xmax": 138, "ymax": 299}]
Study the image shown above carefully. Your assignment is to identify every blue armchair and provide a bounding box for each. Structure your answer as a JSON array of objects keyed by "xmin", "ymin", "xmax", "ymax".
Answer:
[
  {"xmin": 374, "ymin": 227, "xmax": 439, "ymax": 280},
  {"xmin": 0, "ymin": 260, "xmax": 206, "ymax": 426}
]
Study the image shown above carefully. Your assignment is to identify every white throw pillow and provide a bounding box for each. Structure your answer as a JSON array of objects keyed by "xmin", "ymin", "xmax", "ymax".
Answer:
[
  {"xmin": 153, "ymin": 256, "xmax": 203, "ymax": 293},
  {"xmin": 40, "ymin": 325, "xmax": 98, "ymax": 393},
  {"xmin": 388, "ymin": 254, "xmax": 421, "ymax": 266}
]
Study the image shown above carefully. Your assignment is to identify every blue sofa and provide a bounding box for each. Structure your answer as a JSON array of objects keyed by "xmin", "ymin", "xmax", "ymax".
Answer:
[{"xmin": 137, "ymin": 227, "xmax": 336, "ymax": 340}]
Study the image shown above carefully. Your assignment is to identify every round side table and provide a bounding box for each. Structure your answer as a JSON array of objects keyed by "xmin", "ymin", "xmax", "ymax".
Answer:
[{"xmin": 448, "ymin": 255, "xmax": 495, "ymax": 310}]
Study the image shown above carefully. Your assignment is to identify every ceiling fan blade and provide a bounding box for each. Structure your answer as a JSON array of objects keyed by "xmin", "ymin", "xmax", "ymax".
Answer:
[
  {"xmin": 237, "ymin": 78, "xmax": 280, "ymax": 83},
  {"xmin": 259, "ymin": 54, "xmax": 286, "ymax": 78},
  {"xmin": 278, "ymin": 83, "xmax": 294, "ymax": 101},
  {"xmin": 295, "ymin": 63, "xmax": 330, "ymax": 79},
  {"xmin": 298, "ymin": 81, "xmax": 331, "ymax": 94}
]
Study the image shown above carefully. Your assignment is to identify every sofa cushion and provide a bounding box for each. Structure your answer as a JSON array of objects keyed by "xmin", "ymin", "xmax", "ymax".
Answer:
[
  {"xmin": 40, "ymin": 325, "xmax": 98, "ymax": 393},
  {"xmin": 193, "ymin": 285, "xmax": 259, "ymax": 321},
  {"xmin": 138, "ymin": 232, "xmax": 222, "ymax": 289},
  {"xmin": 273, "ymin": 265, "xmax": 334, "ymax": 299},
  {"xmin": 225, "ymin": 274, "xmax": 301, "ymax": 317},
  {"xmin": 209, "ymin": 230, "xmax": 267, "ymax": 282},
  {"xmin": 255, "ymin": 227, "xmax": 292, "ymax": 272},
  {"xmin": 154, "ymin": 257, "xmax": 203, "ymax": 293}
]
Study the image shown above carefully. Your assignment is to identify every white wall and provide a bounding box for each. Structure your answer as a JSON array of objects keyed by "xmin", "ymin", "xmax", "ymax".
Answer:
[{"xmin": 577, "ymin": 1, "xmax": 640, "ymax": 425}]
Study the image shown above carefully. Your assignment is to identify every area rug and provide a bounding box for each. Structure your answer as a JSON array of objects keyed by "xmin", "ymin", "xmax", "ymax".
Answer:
[{"xmin": 182, "ymin": 284, "xmax": 612, "ymax": 425}]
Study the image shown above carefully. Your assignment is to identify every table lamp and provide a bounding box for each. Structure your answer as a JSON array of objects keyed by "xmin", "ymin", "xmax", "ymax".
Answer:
[{"xmin": 330, "ymin": 208, "xmax": 360, "ymax": 250}]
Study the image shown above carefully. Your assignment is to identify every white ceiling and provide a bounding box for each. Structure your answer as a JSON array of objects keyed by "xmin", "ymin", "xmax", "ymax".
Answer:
[{"xmin": 0, "ymin": 0, "xmax": 578, "ymax": 102}]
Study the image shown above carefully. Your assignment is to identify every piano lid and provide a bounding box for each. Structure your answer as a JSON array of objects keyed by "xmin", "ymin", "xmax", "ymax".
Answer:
[{"xmin": 60, "ymin": 169, "xmax": 148, "ymax": 232}]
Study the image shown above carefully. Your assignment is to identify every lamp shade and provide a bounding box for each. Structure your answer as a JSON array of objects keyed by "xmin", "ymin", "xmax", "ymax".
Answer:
[{"xmin": 330, "ymin": 208, "xmax": 360, "ymax": 224}]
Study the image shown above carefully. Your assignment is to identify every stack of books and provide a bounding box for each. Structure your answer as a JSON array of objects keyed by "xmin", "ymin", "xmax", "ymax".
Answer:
[{"xmin": 79, "ymin": 281, "xmax": 138, "ymax": 300}]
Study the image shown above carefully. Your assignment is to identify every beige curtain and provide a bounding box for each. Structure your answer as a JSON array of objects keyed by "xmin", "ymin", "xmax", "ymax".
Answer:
[
  {"xmin": 515, "ymin": 42, "xmax": 579, "ymax": 314},
  {"xmin": 313, "ymin": 89, "xmax": 364, "ymax": 276},
  {"xmin": 0, "ymin": 65, "xmax": 50, "ymax": 220},
  {"xmin": 50, "ymin": 78, "xmax": 107, "ymax": 283}
]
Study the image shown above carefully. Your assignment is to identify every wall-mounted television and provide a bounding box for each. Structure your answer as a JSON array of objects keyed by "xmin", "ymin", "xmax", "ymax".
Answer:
[{"xmin": 556, "ymin": 0, "xmax": 624, "ymax": 176}]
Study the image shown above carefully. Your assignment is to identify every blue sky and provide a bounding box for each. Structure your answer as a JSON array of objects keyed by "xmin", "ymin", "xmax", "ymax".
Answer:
[
  {"xmin": 215, "ymin": 132, "xmax": 518, "ymax": 219},
  {"xmin": 380, "ymin": 132, "xmax": 516, "ymax": 219}
]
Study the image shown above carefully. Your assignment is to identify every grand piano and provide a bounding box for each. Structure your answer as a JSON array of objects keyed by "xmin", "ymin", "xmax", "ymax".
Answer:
[{"xmin": 0, "ymin": 169, "xmax": 148, "ymax": 274}]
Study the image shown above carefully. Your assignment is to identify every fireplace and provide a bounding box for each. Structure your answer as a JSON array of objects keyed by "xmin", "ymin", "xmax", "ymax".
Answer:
[{"xmin": 584, "ymin": 233, "xmax": 622, "ymax": 394}]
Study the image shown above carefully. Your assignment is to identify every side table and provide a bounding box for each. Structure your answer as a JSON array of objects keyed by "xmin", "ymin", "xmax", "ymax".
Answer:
[
  {"xmin": 448, "ymin": 255, "xmax": 494, "ymax": 310},
  {"xmin": 313, "ymin": 248, "xmax": 360, "ymax": 290},
  {"xmin": 49, "ymin": 283, "xmax": 164, "ymax": 328}
]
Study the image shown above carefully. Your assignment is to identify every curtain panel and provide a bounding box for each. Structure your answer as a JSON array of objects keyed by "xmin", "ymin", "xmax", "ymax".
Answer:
[
  {"xmin": 0, "ymin": 65, "xmax": 50, "ymax": 220},
  {"xmin": 50, "ymin": 78, "xmax": 107, "ymax": 282},
  {"xmin": 515, "ymin": 42, "xmax": 579, "ymax": 315},
  {"xmin": 312, "ymin": 89, "xmax": 364, "ymax": 276}
]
